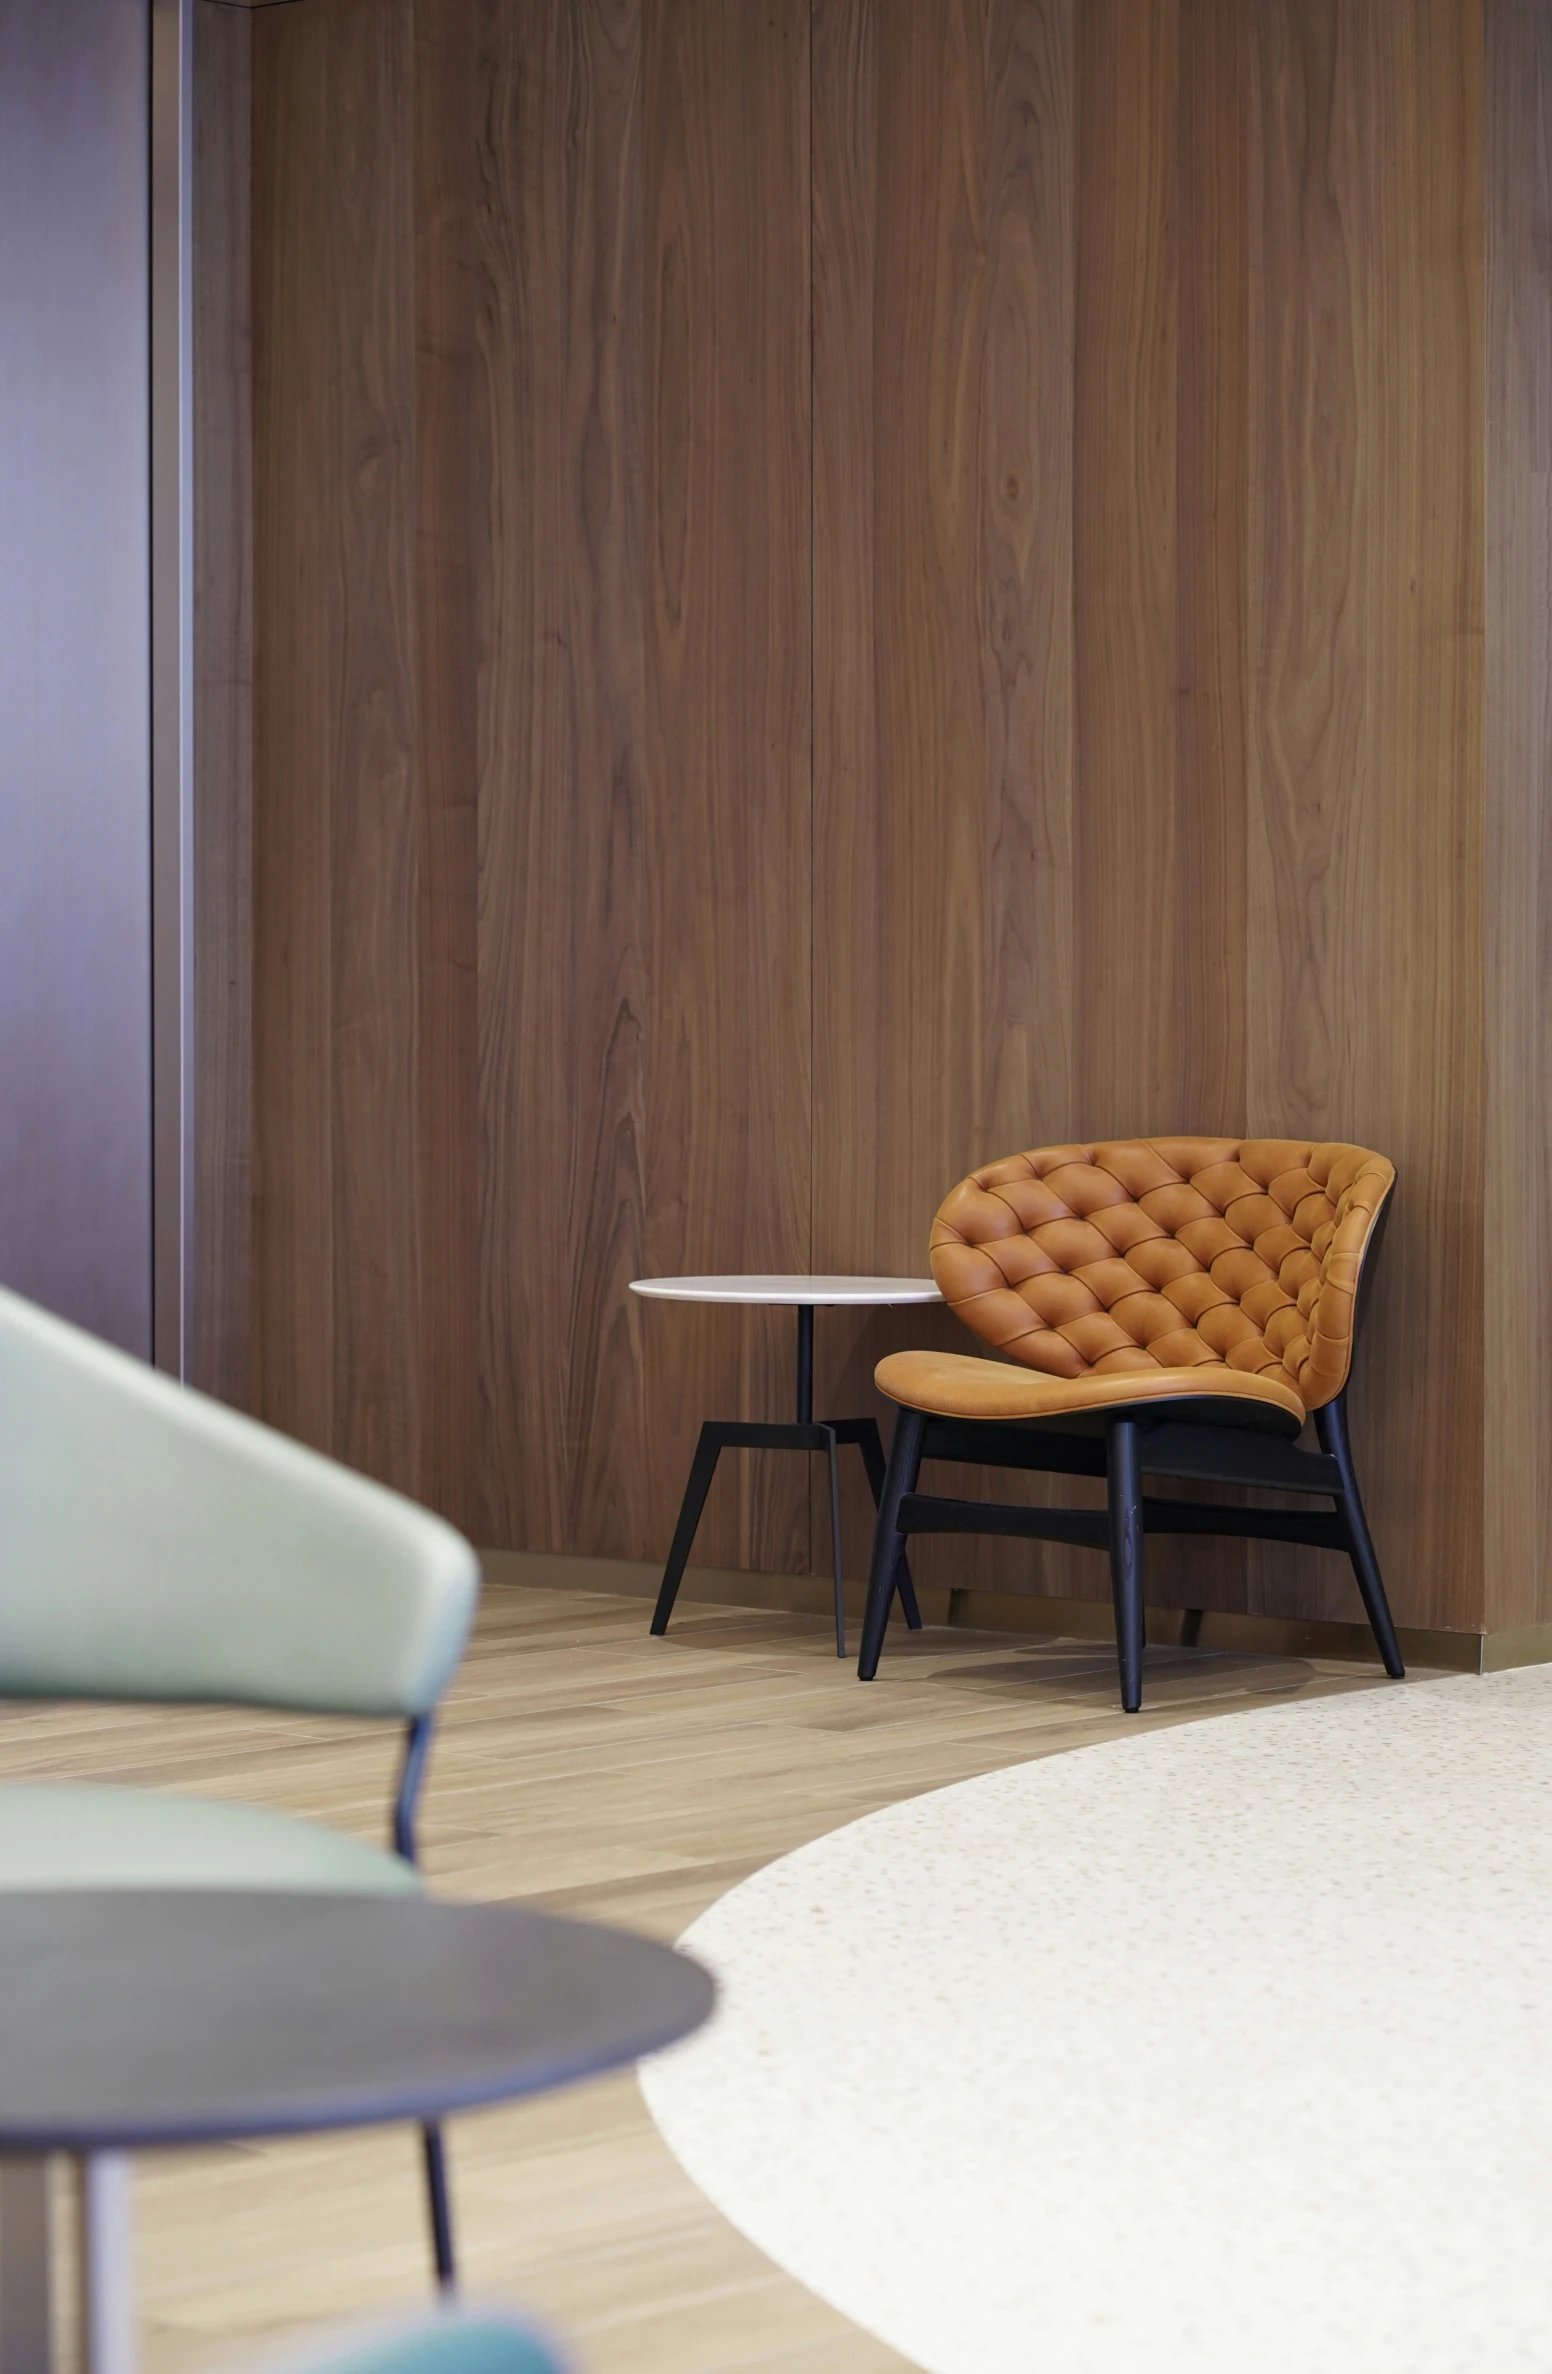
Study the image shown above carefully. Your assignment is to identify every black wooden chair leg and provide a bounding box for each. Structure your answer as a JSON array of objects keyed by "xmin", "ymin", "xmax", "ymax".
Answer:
[
  {"xmin": 858, "ymin": 1406, "xmax": 926, "ymax": 1679},
  {"xmin": 822, "ymin": 1424, "xmax": 846, "ymax": 1657},
  {"xmin": 1106, "ymin": 1417, "xmax": 1146, "ymax": 1713},
  {"xmin": 1315, "ymin": 1392, "xmax": 1405, "ymax": 1678},
  {"xmin": 421, "ymin": 2121, "xmax": 456, "ymax": 2292},
  {"xmin": 650, "ymin": 1424, "xmax": 723, "ymax": 1636},
  {"xmin": 858, "ymin": 1418, "xmax": 923, "ymax": 1629}
]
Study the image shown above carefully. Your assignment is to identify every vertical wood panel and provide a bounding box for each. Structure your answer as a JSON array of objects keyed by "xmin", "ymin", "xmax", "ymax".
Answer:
[
  {"xmin": 812, "ymin": 0, "xmax": 1081, "ymax": 1596},
  {"xmin": 1175, "ymin": 0, "xmax": 1248, "ymax": 1136},
  {"xmin": 324, "ymin": 3, "xmax": 421, "ymax": 1489},
  {"xmin": 1073, "ymin": 0, "xmax": 1179, "ymax": 1138},
  {"xmin": 641, "ymin": 0, "xmax": 812, "ymax": 1574},
  {"xmin": 808, "ymin": 0, "xmax": 889, "ymax": 1556},
  {"xmin": 253, "ymin": 2, "xmax": 338, "ymax": 1455},
  {"xmin": 474, "ymin": 1, "xmax": 569, "ymax": 1547},
  {"xmin": 1154, "ymin": 0, "xmax": 1251, "ymax": 1611},
  {"xmin": 1071, "ymin": 0, "xmax": 1254, "ymax": 1612},
  {"xmin": 868, "ymin": 0, "xmax": 990, "ymax": 1222},
  {"xmin": 811, "ymin": 0, "xmax": 880, "ymax": 1290},
  {"xmin": 815, "ymin": 0, "xmax": 995, "ymax": 1585},
  {"xmin": 1247, "ymin": 0, "xmax": 1483, "ymax": 1628},
  {"xmin": 980, "ymin": 0, "xmax": 1077, "ymax": 1174},
  {"xmin": 1485, "ymin": 0, "xmax": 1552, "ymax": 1631},
  {"xmin": 475, "ymin": 0, "xmax": 648, "ymax": 1552},
  {"xmin": 192, "ymin": 0, "xmax": 253, "ymax": 1408},
  {"xmin": 254, "ymin": 0, "xmax": 424, "ymax": 1492},
  {"xmin": 413, "ymin": 0, "xmax": 481, "ymax": 1534}
]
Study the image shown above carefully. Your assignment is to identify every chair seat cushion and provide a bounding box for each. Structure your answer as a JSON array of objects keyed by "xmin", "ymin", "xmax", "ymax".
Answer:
[
  {"xmin": 0, "ymin": 1782, "xmax": 420, "ymax": 1894},
  {"xmin": 875, "ymin": 1349, "xmax": 1307, "ymax": 1426}
]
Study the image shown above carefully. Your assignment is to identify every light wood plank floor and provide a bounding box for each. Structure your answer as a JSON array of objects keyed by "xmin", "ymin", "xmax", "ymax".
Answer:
[{"xmin": 0, "ymin": 1586, "xmax": 1392, "ymax": 2374}]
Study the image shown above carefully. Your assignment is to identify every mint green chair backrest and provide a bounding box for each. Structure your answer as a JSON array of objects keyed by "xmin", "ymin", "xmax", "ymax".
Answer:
[{"xmin": 0, "ymin": 1287, "xmax": 478, "ymax": 1716}]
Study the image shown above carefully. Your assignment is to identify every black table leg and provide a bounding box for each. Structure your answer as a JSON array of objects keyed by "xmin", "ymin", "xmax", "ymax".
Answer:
[
  {"xmin": 856, "ymin": 1418, "xmax": 923, "ymax": 1630},
  {"xmin": 802, "ymin": 1309, "xmax": 848, "ymax": 1657},
  {"xmin": 649, "ymin": 1305, "xmax": 907, "ymax": 1656},
  {"xmin": 820, "ymin": 1422, "xmax": 845, "ymax": 1655},
  {"xmin": 650, "ymin": 1424, "xmax": 724, "ymax": 1636}
]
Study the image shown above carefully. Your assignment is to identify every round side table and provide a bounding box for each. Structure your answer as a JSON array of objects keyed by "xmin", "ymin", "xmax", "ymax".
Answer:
[
  {"xmin": 0, "ymin": 1890, "xmax": 712, "ymax": 2374},
  {"xmin": 629, "ymin": 1276, "xmax": 942, "ymax": 1656}
]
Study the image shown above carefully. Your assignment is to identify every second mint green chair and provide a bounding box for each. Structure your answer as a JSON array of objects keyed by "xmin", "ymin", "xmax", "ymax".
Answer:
[
  {"xmin": 250, "ymin": 2310, "xmax": 566, "ymax": 2374},
  {"xmin": 0, "ymin": 1285, "xmax": 481, "ymax": 2287}
]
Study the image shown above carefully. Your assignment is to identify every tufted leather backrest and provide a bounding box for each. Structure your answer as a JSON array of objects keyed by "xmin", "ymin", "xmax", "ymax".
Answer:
[{"xmin": 930, "ymin": 1138, "xmax": 1394, "ymax": 1414}]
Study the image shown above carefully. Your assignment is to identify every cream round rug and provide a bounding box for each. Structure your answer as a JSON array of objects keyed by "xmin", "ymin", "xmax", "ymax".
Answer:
[{"xmin": 641, "ymin": 1670, "xmax": 1552, "ymax": 2371}]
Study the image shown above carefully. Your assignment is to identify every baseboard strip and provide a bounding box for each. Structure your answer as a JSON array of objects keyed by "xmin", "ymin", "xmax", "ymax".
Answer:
[{"xmin": 478, "ymin": 1547, "xmax": 1506, "ymax": 1675}]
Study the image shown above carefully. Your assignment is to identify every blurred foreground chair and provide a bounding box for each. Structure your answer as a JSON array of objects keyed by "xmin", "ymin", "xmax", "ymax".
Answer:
[
  {"xmin": 0, "ymin": 1286, "xmax": 480, "ymax": 2286},
  {"xmin": 251, "ymin": 2309, "xmax": 565, "ymax": 2374},
  {"xmin": 858, "ymin": 1139, "xmax": 1405, "ymax": 1713}
]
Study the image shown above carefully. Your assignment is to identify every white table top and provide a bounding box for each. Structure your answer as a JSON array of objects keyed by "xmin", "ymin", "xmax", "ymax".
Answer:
[{"xmin": 630, "ymin": 1275, "xmax": 942, "ymax": 1307}]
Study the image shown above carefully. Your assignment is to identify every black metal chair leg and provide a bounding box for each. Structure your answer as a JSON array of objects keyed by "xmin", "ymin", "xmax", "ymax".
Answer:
[
  {"xmin": 858, "ymin": 1417, "xmax": 923, "ymax": 1629},
  {"xmin": 421, "ymin": 2121, "xmax": 456, "ymax": 2292},
  {"xmin": 823, "ymin": 1424, "xmax": 846, "ymax": 1657},
  {"xmin": 1107, "ymin": 1417, "xmax": 1146, "ymax": 1713},
  {"xmin": 650, "ymin": 1424, "xmax": 723, "ymax": 1636},
  {"xmin": 858, "ymin": 1406, "xmax": 926, "ymax": 1679},
  {"xmin": 1316, "ymin": 1392, "xmax": 1405, "ymax": 1678}
]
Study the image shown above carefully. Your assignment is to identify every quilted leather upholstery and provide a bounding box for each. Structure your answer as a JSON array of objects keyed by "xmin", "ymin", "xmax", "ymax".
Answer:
[{"xmin": 918, "ymin": 1137, "xmax": 1393, "ymax": 1418}]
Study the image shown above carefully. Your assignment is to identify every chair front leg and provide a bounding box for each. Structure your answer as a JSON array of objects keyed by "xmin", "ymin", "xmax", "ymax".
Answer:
[
  {"xmin": 1106, "ymin": 1417, "xmax": 1146, "ymax": 1713},
  {"xmin": 1315, "ymin": 1391, "xmax": 1405, "ymax": 1678},
  {"xmin": 857, "ymin": 1419, "xmax": 923, "ymax": 1629},
  {"xmin": 857, "ymin": 1405, "xmax": 926, "ymax": 1680},
  {"xmin": 421, "ymin": 2122, "xmax": 456, "ymax": 2292}
]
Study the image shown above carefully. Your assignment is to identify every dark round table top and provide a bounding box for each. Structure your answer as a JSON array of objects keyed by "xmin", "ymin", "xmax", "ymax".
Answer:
[{"xmin": 0, "ymin": 1892, "xmax": 714, "ymax": 2151}]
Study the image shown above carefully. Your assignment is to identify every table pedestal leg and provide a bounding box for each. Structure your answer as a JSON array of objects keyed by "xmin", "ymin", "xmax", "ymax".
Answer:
[
  {"xmin": 0, "ymin": 2159, "xmax": 52, "ymax": 2374},
  {"xmin": 77, "ymin": 2158, "xmax": 133, "ymax": 2374}
]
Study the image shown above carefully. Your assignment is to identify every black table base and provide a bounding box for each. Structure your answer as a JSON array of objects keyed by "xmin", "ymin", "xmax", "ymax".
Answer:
[{"xmin": 649, "ymin": 1303, "xmax": 924, "ymax": 1656}]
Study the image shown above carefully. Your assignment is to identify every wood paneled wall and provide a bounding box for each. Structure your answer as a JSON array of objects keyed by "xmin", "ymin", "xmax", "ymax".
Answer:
[{"xmin": 234, "ymin": 0, "xmax": 1529, "ymax": 1639}]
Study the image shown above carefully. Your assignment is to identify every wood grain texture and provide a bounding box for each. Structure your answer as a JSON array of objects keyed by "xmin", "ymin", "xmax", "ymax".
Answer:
[
  {"xmin": 321, "ymin": 1, "xmax": 422, "ymax": 1491},
  {"xmin": 640, "ymin": 0, "xmax": 813, "ymax": 1574},
  {"xmin": 242, "ymin": 0, "xmax": 1500, "ymax": 1639},
  {"xmin": 253, "ymin": 0, "xmax": 424, "ymax": 1490},
  {"xmin": 1174, "ymin": 0, "xmax": 1248, "ymax": 1135},
  {"xmin": 1246, "ymin": 0, "xmax": 1483, "ymax": 1630},
  {"xmin": 1073, "ymin": 0, "xmax": 1180, "ymax": 1139},
  {"xmin": 252, "ymin": 0, "xmax": 339, "ymax": 1456},
  {"xmin": 191, "ymin": 0, "xmax": 253, "ymax": 1409},
  {"xmin": 412, "ymin": 0, "xmax": 481, "ymax": 1535},
  {"xmin": 810, "ymin": 0, "xmax": 1082, "ymax": 1598},
  {"xmin": 474, "ymin": 0, "xmax": 650, "ymax": 1556},
  {"xmin": 818, "ymin": 0, "xmax": 995, "ymax": 1586},
  {"xmin": 1484, "ymin": 0, "xmax": 1552, "ymax": 1631}
]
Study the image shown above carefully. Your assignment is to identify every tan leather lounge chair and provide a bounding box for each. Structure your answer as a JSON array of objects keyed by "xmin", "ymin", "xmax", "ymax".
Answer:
[{"xmin": 857, "ymin": 1138, "xmax": 1404, "ymax": 1712}]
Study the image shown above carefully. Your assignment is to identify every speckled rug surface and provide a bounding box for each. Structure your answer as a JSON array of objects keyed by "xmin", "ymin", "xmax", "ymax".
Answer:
[{"xmin": 641, "ymin": 1670, "xmax": 1552, "ymax": 2372}]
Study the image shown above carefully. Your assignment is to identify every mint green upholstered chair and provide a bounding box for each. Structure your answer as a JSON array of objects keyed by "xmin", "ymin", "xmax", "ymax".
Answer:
[
  {"xmin": 0, "ymin": 1285, "xmax": 481, "ymax": 2285},
  {"xmin": 256, "ymin": 2312, "xmax": 566, "ymax": 2374}
]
